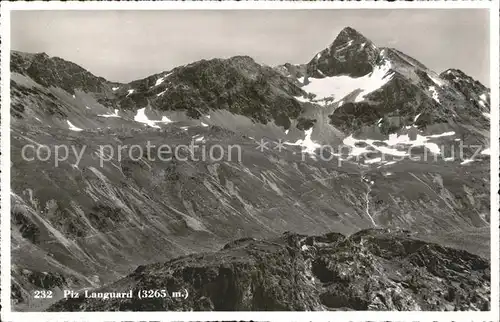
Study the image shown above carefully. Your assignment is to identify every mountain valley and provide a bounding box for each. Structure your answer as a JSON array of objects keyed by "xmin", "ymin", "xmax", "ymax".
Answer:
[{"xmin": 8, "ymin": 27, "xmax": 492, "ymax": 312}]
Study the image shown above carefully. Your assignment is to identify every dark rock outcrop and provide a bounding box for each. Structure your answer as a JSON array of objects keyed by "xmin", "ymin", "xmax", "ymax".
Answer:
[
  {"xmin": 47, "ymin": 229, "xmax": 490, "ymax": 312},
  {"xmin": 116, "ymin": 56, "xmax": 307, "ymax": 126},
  {"xmin": 11, "ymin": 51, "xmax": 113, "ymax": 95}
]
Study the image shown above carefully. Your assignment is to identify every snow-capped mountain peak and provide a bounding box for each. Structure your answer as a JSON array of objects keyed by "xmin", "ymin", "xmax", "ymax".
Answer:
[{"xmin": 306, "ymin": 26, "xmax": 380, "ymax": 78}]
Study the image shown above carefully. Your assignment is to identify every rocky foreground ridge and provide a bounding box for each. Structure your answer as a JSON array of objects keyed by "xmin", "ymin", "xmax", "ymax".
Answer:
[
  {"xmin": 48, "ymin": 228, "xmax": 490, "ymax": 311},
  {"xmin": 10, "ymin": 26, "xmax": 492, "ymax": 312}
]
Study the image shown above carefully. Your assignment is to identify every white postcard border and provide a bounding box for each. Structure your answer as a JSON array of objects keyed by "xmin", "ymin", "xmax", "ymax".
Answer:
[{"xmin": 1, "ymin": 1, "xmax": 498, "ymax": 321}]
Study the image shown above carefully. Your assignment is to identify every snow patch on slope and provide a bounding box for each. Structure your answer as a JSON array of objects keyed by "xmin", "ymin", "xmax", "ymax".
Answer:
[
  {"xmin": 365, "ymin": 157, "xmax": 382, "ymax": 164},
  {"xmin": 285, "ymin": 128, "xmax": 321, "ymax": 155},
  {"xmin": 134, "ymin": 108, "xmax": 160, "ymax": 128},
  {"xmin": 134, "ymin": 108, "xmax": 173, "ymax": 128},
  {"xmin": 159, "ymin": 116, "xmax": 173, "ymax": 124},
  {"xmin": 426, "ymin": 131, "xmax": 455, "ymax": 139},
  {"xmin": 67, "ymin": 120, "xmax": 83, "ymax": 132},
  {"xmin": 294, "ymin": 95, "xmax": 310, "ymax": 103},
  {"xmin": 154, "ymin": 72, "xmax": 173, "ymax": 87},
  {"xmin": 461, "ymin": 159, "xmax": 475, "ymax": 165},
  {"xmin": 429, "ymin": 86, "xmax": 440, "ymax": 103},
  {"xmin": 343, "ymin": 130, "xmax": 456, "ymax": 160},
  {"xmin": 98, "ymin": 109, "xmax": 121, "ymax": 118},
  {"xmin": 428, "ymin": 74, "xmax": 444, "ymax": 87},
  {"xmin": 478, "ymin": 93, "xmax": 489, "ymax": 109},
  {"xmin": 301, "ymin": 59, "xmax": 394, "ymax": 103},
  {"xmin": 155, "ymin": 77, "xmax": 165, "ymax": 86},
  {"xmin": 342, "ymin": 135, "xmax": 372, "ymax": 156},
  {"xmin": 193, "ymin": 135, "xmax": 205, "ymax": 143},
  {"xmin": 335, "ymin": 40, "xmax": 354, "ymax": 52},
  {"xmin": 386, "ymin": 131, "xmax": 454, "ymax": 154}
]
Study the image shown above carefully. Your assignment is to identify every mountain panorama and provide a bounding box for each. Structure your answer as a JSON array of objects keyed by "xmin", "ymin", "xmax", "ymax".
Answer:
[{"xmin": 10, "ymin": 26, "xmax": 491, "ymax": 311}]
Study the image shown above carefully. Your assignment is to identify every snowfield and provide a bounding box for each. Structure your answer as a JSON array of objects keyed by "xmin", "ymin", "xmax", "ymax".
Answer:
[
  {"xmin": 97, "ymin": 109, "xmax": 121, "ymax": 118},
  {"xmin": 134, "ymin": 108, "xmax": 173, "ymax": 128},
  {"xmin": 284, "ymin": 128, "xmax": 321, "ymax": 155},
  {"xmin": 67, "ymin": 120, "xmax": 83, "ymax": 132},
  {"xmin": 429, "ymin": 86, "xmax": 440, "ymax": 103},
  {"xmin": 301, "ymin": 59, "xmax": 394, "ymax": 103}
]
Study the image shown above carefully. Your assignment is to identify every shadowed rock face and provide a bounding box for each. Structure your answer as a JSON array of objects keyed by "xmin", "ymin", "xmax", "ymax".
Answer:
[
  {"xmin": 9, "ymin": 25, "xmax": 491, "ymax": 312},
  {"xmin": 117, "ymin": 56, "xmax": 306, "ymax": 127},
  {"xmin": 47, "ymin": 229, "xmax": 490, "ymax": 312},
  {"xmin": 326, "ymin": 49, "xmax": 489, "ymax": 137},
  {"xmin": 440, "ymin": 68, "xmax": 491, "ymax": 115},
  {"xmin": 11, "ymin": 51, "xmax": 112, "ymax": 95}
]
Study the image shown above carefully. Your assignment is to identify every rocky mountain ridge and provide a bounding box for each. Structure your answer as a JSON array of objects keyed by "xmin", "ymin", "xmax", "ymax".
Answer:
[
  {"xmin": 9, "ymin": 26, "xmax": 491, "ymax": 311},
  {"xmin": 47, "ymin": 228, "xmax": 490, "ymax": 311},
  {"xmin": 11, "ymin": 27, "xmax": 491, "ymax": 139}
]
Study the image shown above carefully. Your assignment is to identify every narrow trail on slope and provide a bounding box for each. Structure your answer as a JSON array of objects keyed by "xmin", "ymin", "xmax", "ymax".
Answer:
[{"xmin": 360, "ymin": 172, "xmax": 378, "ymax": 227}]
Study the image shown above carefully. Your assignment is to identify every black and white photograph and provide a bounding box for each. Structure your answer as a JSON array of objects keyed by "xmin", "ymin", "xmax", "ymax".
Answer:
[{"xmin": 1, "ymin": 1, "xmax": 499, "ymax": 321}]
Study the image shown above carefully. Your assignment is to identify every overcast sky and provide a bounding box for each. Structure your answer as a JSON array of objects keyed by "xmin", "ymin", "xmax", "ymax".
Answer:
[{"xmin": 11, "ymin": 9, "xmax": 490, "ymax": 86}]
